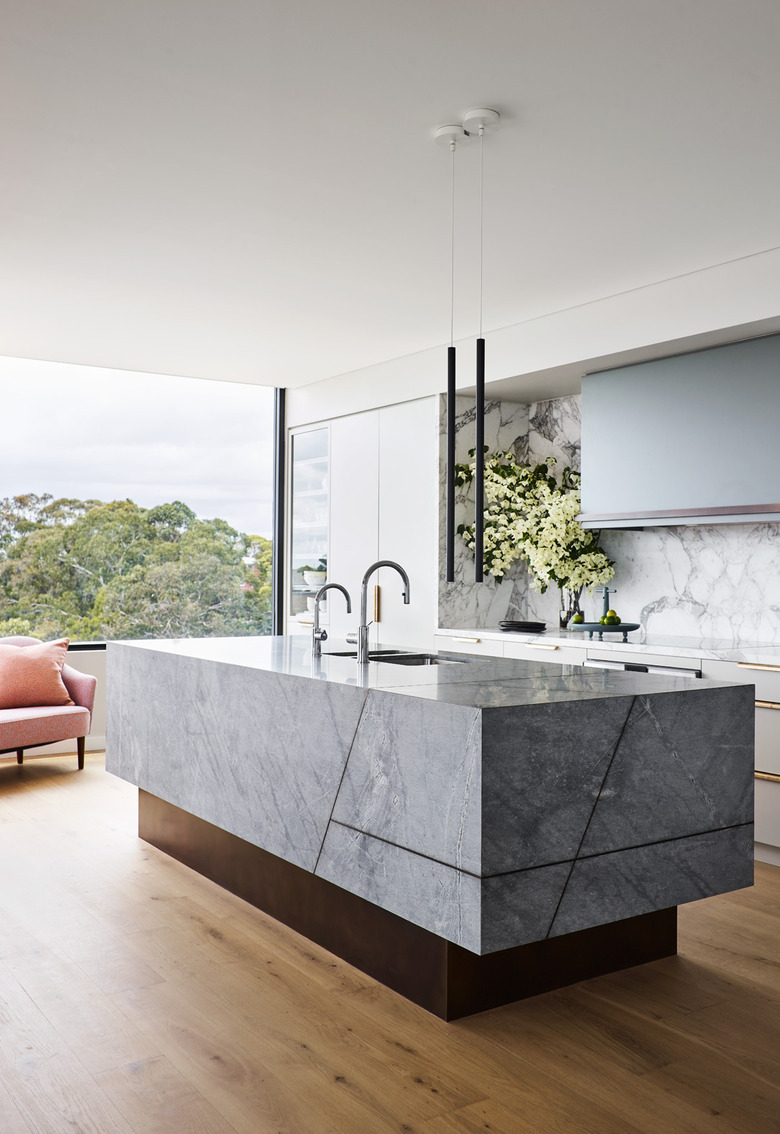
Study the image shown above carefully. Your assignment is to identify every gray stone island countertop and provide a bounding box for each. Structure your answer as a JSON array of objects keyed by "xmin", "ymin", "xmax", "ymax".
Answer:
[
  {"xmin": 104, "ymin": 632, "xmax": 732, "ymax": 700},
  {"xmin": 106, "ymin": 635, "xmax": 754, "ymax": 956}
]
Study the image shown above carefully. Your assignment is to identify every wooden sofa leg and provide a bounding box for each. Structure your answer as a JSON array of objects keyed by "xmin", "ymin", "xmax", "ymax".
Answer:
[
  {"xmin": 77, "ymin": 737, "xmax": 85, "ymax": 770},
  {"xmin": 17, "ymin": 749, "xmax": 23, "ymax": 765}
]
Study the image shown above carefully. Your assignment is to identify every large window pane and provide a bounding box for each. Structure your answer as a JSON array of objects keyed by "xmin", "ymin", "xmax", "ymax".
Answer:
[{"xmin": 0, "ymin": 358, "xmax": 275, "ymax": 641}]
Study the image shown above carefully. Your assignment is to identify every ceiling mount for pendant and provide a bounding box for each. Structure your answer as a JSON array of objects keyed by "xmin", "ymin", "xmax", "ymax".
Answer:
[
  {"xmin": 434, "ymin": 124, "xmax": 471, "ymax": 148},
  {"xmin": 462, "ymin": 108, "xmax": 501, "ymax": 135}
]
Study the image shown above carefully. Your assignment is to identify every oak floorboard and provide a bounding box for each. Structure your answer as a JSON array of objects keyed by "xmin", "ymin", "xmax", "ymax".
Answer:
[
  {"xmin": 93, "ymin": 1056, "xmax": 243, "ymax": 1134},
  {"xmin": 2, "ymin": 754, "xmax": 780, "ymax": 1133},
  {"xmin": 346, "ymin": 981, "xmax": 740, "ymax": 1134},
  {"xmin": 582, "ymin": 965, "xmax": 780, "ymax": 1089},
  {"xmin": 0, "ymin": 1079, "xmax": 36, "ymax": 1134},
  {"xmin": 422, "ymin": 1096, "xmax": 643, "ymax": 1134},
  {"xmin": 114, "ymin": 981, "xmax": 418, "ymax": 1134},
  {"xmin": 115, "ymin": 950, "xmax": 482, "ymax": 1129},
  {"xmin": 9, "ymin": 953, "xmax": 164, "ymax": 1077},
  {"xmin": 0, "ymin": 965, "xmax": 136, "ymax": 1134}
]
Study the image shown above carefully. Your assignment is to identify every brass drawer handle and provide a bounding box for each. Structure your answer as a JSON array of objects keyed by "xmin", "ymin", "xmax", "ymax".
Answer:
[
  {"xmin": 756, "ymin": 771, "xmax": 780, "ymax": 783},
  {"xmin": 453, "ymin": 636, "xmax": 481, "ymax": 643},
  {"xmin": 756, "ymin": 700, "xmax": 780, "ymax": 710},
  {"xmin": 739, "ymin": 661, "xmax": 780, "ymax": 672},
  {"xmin": 525, "ymin": 643, "xmax": 559, "ymax": 650}
]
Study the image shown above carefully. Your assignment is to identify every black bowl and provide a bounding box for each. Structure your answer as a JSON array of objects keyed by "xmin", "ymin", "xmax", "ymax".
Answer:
[{"xmin": 498, "ymin": 620, "xmax": 546, "ymax": 633}]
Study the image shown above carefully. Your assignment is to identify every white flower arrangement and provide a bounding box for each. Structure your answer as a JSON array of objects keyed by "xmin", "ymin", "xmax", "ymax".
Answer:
[{"xmin": 455, "ymin": 451, "xmax": 615, "ymax": 600}]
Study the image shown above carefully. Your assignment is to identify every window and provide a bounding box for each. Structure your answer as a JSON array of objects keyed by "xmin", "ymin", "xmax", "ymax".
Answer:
[{"xmin": 0, "ymin": 358, "xmax": 276, "ymax": 641}]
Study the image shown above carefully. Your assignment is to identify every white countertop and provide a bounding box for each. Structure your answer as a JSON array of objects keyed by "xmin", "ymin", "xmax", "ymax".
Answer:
[{"xmin": 437, "ymin": 626, "xmax": 780, "ymax": 666}]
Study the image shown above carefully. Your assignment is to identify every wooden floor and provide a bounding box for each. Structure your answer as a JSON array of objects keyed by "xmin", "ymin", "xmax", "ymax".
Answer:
[{"xmin": 1, "ymin": 756, "xmax": 779, "ymax": 1134}]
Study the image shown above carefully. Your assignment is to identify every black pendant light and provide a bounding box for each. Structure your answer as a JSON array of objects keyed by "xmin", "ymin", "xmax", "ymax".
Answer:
[
  {"xmin": 435, "ymin": 123, "xmax": 469, "ymax": 583},
  {"xmin": 463, "ymin": 108, "xmax": 501, "ymax": 583}
]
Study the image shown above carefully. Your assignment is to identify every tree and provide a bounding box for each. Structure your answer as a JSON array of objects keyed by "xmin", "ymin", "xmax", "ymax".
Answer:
[{"xmin": 0, "ymin": 495, "xmax": 273, "ymax": 641}]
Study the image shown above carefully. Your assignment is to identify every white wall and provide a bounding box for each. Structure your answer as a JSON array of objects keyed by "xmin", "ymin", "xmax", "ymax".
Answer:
[{"xmin": 286, "ymin": 249, "xmax": 780, "ymax": 424}]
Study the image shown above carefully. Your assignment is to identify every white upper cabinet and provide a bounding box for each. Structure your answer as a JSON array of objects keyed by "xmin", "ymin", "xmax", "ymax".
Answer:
[
  {"xmin": 377, "ymin": 399, "xmax": 438, "ymax": 650},
  {"xmin": 288, "ymin": 397, "xmax": 437, "ymax": 650},
  {"xmin": 327, "ymin": 411, "xmax": 380, "ymax": 642}
]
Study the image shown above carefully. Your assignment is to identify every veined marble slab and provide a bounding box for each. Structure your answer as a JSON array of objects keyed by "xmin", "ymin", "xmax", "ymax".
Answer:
[{"xmin": 107, "ymin": 635, "xmax": 754, "ymax": 955}]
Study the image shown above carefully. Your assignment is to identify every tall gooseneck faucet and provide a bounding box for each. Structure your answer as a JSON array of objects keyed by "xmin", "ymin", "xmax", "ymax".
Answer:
[
  {"xmin": 358, "ymin": 560, "xmax": 411, "ymax": 664},
  {"xmin": 312, "ymin": 583, "xmax": 352, "ymax": 657}
]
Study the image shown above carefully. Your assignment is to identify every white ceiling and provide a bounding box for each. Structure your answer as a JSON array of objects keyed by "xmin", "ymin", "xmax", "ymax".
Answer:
[{"xmin": 2, "ymin": 0, "xmax": 780, "ymax": 394}]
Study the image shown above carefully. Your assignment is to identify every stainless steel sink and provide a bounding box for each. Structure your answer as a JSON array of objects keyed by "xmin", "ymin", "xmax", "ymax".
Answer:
[
  {"xmin": 324, "ymin": 649, "xmax": 466, "ymax": 666},
  {"xmin": 375, "ymin": 652, "xmax": 467, "ymax": 666},
  {"xmin": 324, "ymin": 649, "xmax": 407, "ymax": 659}
]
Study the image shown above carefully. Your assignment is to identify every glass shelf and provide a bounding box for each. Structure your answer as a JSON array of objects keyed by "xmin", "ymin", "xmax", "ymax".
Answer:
[{"xmin": 290, "ymin": 427, "xmax": 328, "ymax": 619}]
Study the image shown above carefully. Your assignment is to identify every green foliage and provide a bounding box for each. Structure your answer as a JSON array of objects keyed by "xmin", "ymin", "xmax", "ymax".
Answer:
[{"xmin": 0, "ymin": 494, "xmax": 273, "ymax": 641}]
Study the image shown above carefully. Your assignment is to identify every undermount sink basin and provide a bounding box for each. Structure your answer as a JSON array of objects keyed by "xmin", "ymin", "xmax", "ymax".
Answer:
[
  {"xmin": 324, "ymin": 648, "xmax": 406, "ymax": 658},
  {"xmin": 375, "ymin": 652, "xmax": 467, "ymax": 666},
  {"xmin": 324, "ymin": 649, "xmax": 466, "ymax": 666}
]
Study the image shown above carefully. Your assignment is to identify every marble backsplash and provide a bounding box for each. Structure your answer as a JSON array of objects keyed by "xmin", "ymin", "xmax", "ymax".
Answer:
[{"xmin": 439, "ymin": 392, "xmax": 780, "ymax": 644}]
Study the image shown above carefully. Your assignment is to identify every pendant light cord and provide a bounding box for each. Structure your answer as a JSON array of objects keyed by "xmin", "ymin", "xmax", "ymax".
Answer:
[
  {"xmin": 450, "ymin": 140, "xmax": 456, "ymax": 347},
  {"xmin": 445, "ymin": 136, "xmax": 458, "ymax": 582},
  {"xmin": 474, "ymin": 123, "xmax": 486, "ymax": 583},
  {"xmin": 478, "ymin": 124, "xmax": 484, "ymax": 339}
]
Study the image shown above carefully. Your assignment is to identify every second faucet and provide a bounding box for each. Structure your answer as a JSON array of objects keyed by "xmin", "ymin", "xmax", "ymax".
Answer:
[{"xmin": 357, "ymin": 560, "xmax": 411, "ymax": 664}]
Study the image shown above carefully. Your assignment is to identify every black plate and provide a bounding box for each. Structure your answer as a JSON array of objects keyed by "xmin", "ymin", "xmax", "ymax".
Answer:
[{"xmin": 498, "ymin": 620, "xmax": 546, "ymax": 633}]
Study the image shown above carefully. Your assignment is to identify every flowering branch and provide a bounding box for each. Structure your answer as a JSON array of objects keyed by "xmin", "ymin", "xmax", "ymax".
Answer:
[{"xmin": 456, "ymin": 450, "xmax": 614, "ymax": 593}]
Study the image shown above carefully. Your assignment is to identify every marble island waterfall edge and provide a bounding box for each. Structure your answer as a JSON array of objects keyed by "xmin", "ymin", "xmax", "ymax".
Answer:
[{"xmin": 106, "ymin": 637, "xmax": 754, "ymax": 963}]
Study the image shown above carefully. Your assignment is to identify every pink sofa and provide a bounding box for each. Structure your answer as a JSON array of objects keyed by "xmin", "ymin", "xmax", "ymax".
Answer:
[{"xmin": 0, "ymin": 636, "xmax": 97, "ymax": 770}]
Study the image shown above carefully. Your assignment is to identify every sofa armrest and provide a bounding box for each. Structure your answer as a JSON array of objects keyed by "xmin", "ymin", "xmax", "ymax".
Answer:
[{"xmin": 62, "ymin": 665, "xmax": 97, "ymax": 716}]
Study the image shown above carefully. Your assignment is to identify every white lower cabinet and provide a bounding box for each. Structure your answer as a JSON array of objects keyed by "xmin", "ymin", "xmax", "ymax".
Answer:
[
  {"xmin": 435, "ymin": 633, "xmax": 503, "ymax": 658},
  {"xmin": 503, "ymin": 640, "xmax": 584, "ymax": 665},
  {"xmin": 701, "ymin": 658, "xmax": 780, "ymax": 860},
  {"xmin": 586, "ymin": 647, "xmax": 702, "ymax": 674},
  {"xmin": 754, "ymin": 704, "xmax": 780, "ymax": 777},
  {"xmin": 755, "ymin": 780, "xmax": 780, "ymax": 864},
  {"xmin": 435, "ymin": 633, "xmax": 586, "ymax": 665}
]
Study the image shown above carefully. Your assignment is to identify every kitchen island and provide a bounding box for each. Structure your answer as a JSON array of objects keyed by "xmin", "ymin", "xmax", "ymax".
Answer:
[{"xmin": 106, "ymin": 636, "xmax": 754, "ymax": 1018}]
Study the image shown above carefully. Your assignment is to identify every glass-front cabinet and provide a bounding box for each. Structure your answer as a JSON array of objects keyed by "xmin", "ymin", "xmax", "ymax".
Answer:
[{"xmin": 288, "ymin": 426, "xmax": 329, "ymax": 631}]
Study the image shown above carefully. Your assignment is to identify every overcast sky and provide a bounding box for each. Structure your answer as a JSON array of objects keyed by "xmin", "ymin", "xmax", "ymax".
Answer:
[{"xmin": 0, "ymin": 357, "xmax": 276, "ymax": 537}]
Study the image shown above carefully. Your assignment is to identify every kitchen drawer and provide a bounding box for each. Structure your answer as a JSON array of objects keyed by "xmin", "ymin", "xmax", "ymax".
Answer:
[
  {"xmin": 755, "ymin": 704, "xmax": 780, "ymax": 776},
  {"xmin": 755, "ymin": 775, "xmax": 780, "ymax": 850},
  {"xmin": 434, "ymin": 634, "xmax": 503, "ymax": 658},
  {"xmin": 503, "ymin": 640, "xmax": 585, "ymax": 665},
  {"xmin": 587, "ymin": 647, "xmax": 702, "ymax": 673},
  {"xmin": 701, "ymin": 658, "xmax": 780, "ymax": 703}
]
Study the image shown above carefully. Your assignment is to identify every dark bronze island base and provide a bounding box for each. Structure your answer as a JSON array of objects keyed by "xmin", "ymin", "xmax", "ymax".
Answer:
[{"xmin": 139, "ymin": 789, "xmax": 678, "ymax": 1020}]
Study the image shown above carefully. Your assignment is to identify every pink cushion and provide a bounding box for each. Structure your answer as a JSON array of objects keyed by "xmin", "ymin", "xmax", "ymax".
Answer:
[
  {"xmin": 0, "ymin": 639, "xmax": 74, "ymax": 710},
  {"xmin": 0, "ymin": 705, "xmax": 90, "ymax": 750}
]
